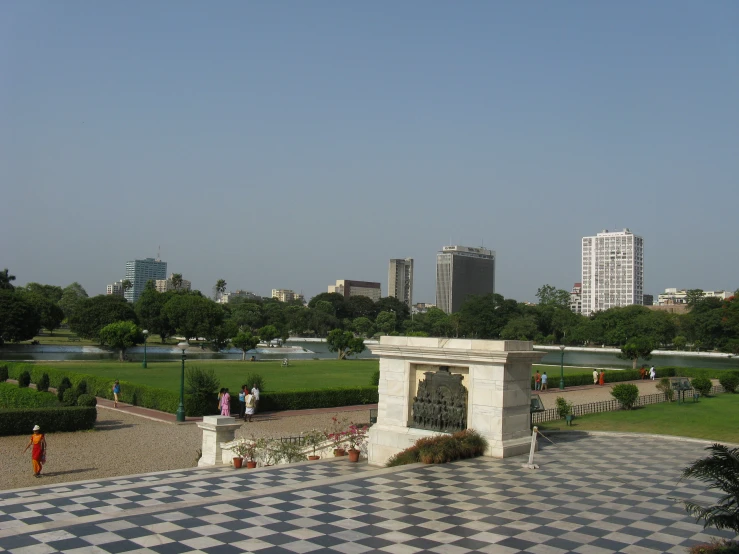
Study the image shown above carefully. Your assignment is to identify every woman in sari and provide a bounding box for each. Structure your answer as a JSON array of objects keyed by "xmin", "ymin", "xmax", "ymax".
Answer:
[
  {"xmin": 23, "ymin": 425, "xmax": 46, "ymax": 478},
  {"xmin": 599, "ymin": 370, "xmax": 605, "ymax": 386},
  {"xmin": 220, "ymin": 388, "xmax": 231, "ymax": 416}
]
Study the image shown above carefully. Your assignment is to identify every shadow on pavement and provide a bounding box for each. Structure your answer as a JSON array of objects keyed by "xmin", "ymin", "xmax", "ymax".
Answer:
[
  {"xmin": 95, "ymin": 419, "xmax": 135, "ymax": 430},
  {"xmin": 42, "ymin": 468, "xmax": 97, "ymax": 477}
]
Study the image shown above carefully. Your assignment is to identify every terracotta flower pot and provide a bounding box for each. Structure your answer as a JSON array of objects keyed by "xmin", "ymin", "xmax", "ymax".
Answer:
[
  {"xmin": 347, "ymin": 449, "xmax": 360, "ymax": 462},
  {"xmin": 233, "ymin": 457, "xmax": 243, "ymax": 469},
  {"xmin": 333, "ymin": 448, "xmax": 346, "ymax": 457},
  {"xmin": 308, "ymin": 455, "xmax": 320, "ymax": 460},
  {"xmin": 246, "ymin": 461, "xmax": 257, "ymax": 469}
]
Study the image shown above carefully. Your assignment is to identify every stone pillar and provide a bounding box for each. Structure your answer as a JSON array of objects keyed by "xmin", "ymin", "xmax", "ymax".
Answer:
[
  {"xmin": 197, "ymin": 416, "xmax": 242, "ymax": 467},
  {"xmin": 367, "ymin": 337, "xmax": 545, "ymax": 466}
]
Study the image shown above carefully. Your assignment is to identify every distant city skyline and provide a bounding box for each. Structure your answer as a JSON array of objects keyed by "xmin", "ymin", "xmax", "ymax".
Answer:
[{"xmin": 2, "ymin": 3, "xmax": 737, "ymax": 301}]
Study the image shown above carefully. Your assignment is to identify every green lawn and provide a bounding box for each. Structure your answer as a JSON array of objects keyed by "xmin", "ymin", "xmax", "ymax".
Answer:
[
  {"xmin": 26, "ymin": 359, "xmax": 379, "ymax": 393},
  {"xmin": 539, "ymin": 393, "xmax": 739, "ymax": 444}
]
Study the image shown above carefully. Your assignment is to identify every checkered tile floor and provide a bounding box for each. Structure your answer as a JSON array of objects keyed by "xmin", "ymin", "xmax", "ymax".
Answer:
[{"xmin": 1, "ymin": 434, "xmax": 736, "ymax": 553}]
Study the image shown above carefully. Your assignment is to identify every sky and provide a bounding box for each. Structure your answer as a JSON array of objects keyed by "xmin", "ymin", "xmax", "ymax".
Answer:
[{"xmin": 1, "ymin": 1, "xmax": 738, "ymax": 303}]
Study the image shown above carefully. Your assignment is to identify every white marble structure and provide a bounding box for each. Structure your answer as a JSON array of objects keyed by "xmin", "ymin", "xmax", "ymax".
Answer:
[
  {"xmin": 367, "ymin": 336, "xmax": 544, "ymax": 466},
  {"xmin": 197, "ymin": 416, "xmax": 243, "ymax": 467}
]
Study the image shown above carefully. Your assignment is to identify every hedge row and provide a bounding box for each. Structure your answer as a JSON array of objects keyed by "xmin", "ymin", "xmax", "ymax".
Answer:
[
  {"xmin": 0, "ymin": 406, "xmax": 97, "ymax": 436},
  {"xmin": 531, "ymin": 367, "xmax": 678, "ymax": 389},
  {"xmin": 0, "ymin": 382, "xmax": 60, "ymax": 409},
  {"xmin": 6, "ymin": 363, "xmax": 200, "ymax": 416},
  {"xmin": 208, "ymin": 386, "xmax": 380, "ymax": 415}
]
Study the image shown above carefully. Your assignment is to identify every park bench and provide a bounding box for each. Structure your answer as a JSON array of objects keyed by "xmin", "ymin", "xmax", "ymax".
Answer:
[
  {"xmin": 671, "ymin": 377, "xmax": 697, "ymax": 403},
  {"xmin": 67, "ymin": 336, "xmax": 81, "ymax": 342}
]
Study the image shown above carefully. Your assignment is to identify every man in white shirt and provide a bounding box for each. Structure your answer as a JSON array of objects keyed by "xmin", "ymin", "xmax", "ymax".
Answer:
[
  {"xmin": 593, "ymin": 369, "xmax": 599, "ymax": 385},
  {"xmin": 649, "ymin": 366, "xmax": 656, "ymax": 380}
]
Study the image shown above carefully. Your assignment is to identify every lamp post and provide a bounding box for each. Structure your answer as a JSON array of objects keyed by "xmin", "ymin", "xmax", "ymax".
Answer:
[
  {"xmin": 559, "ymin": 345, "xmax": 566, "ymax": 390},
  {"xmin": 141, "ymin": 330, "xmax": 149, "ymax": 368},
  {"xmin": 176, "ymin": 341, "xmax": 188, "ymax": 422}
]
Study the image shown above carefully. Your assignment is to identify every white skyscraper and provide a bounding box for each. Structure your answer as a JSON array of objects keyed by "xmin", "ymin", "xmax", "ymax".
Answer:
[
  {"xmin": 581, "ymin": 229, "xmax": 644, "ymax": 316},
  {"xmin": 124, "ymin": 257, "xmax": 167, "ymax": 303},
  {"xmin": 388, "ymin": 258, "xmax": 413, "ymax": 308}
]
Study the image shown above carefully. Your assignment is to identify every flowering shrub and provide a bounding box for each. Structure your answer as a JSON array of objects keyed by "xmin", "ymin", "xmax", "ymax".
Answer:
[
  {"xmin": 303, "ymin": 428, "xmax": 326, "ymax": 456},
  {"xmin": 346, "ymin": 423, "xmax": 368, "ymax": 450},
  {"xmin": 326, "ymin": 415, "xmax": 348, "ymax": 449},
  {"xmin": 230, "ymin": 438, "xmax": 257, "ymax": 461}
]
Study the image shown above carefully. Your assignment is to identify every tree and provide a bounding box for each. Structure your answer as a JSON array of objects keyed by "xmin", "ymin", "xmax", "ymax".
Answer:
[
  {"xmin": 58, "ymin": 282, "xmax": 89, "ymax": 320},
  {"xmin": 617, "ymin": 337, "xmax": 654, "ymax": 369},
  {"xmin": 24, "ymin": 283, "xmax": 63, "ymax": 303},
  {"xmin": 424, "ymin": 308, "xmax": 450, "ymax": 337},
  {"xmin": 458, "ymin": 294, "xmax": 520, "ymax": 339},
  {"xmin": 682, "ymin": 443, "xmax": 739, "ymax": 535},
  {"xmin": 213, "ymin": 279, "xmax": 227, "ymax": 301},
  {"xmin": 685, "ymin": 289, "xmax": 705, "ymax": 306},
  {"xmin": 207, "ymin": 320, "xmax": 238, "ymax": 352},
  {"xmin": 308, "ymin": 292, "xmax": 348, "ymax": 319},
  {"xmin": 170, "ymin": 274, "xmax": 183, "ymax": 291},
  {"xmin": 163, "ymin": 294, "xmax": 223, "ymax": 341},
  {"xmin": 232, "ymin": 331, "xmax": 259, "ymax": 361},
  {"xmin": 374, "ymin": 297, "xmax": 410, "ymax": 321},
  {"xmin": 375, "ymin": 311, "xmax": 397, "ymax": 334},
  {"xmin": 69, "ymin": 295, "xmax": 138, "ymax": 340},
  {"xmin": 99, "ymin": 321, "xmax": 144, "ymax": 361},
  {"xmin": 0, "ymin": 269, "xmax": 16, "ymax": 290},
  {"xmin": 536, "ymin": 285, "xmax": 571, "ymax": 309},
  {"xmin": 258, "ymin": 324, "xmax": 279, "ymax": 345},
  {"xmin": 0, "ymin": 290, "xmax": 41, "ymax": 344},
  {"xmin": 673, "ymin": 335, "xmax": 687, "ymax": 351},
  {"xmin": 230, "ymin": 302, "xmax": 263, "ymax": 330},
  {"xmin": 353, "ymin": 317, "xmax": 375, "ymax": 337},
  {"xmin": 23, "ymin": 292, "xmax": 65, "ymax": 335},
  {"xmin": 500, "ymin": 316, "xmax": 538, "ymax": 340},
  {"xmin": 326, "ymin": 329, "xmax": 366, "ymax": 359},
  {"xmin": 135, "ymin": 289, "xmax": 176, "ymax": 342},
  {"xmin": 346, "ymin": 296, "xmax": 376, "ymax": 319},
  {"xmin": 121, "ymin": 279, "xmax": 132, "ymax": 294}
]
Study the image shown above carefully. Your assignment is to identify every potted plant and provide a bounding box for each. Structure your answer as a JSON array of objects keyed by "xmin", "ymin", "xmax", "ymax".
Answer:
[
  {"xmin": 230, "ymin": 439, "xmax": 251, "ymax": 468},
  {"xmin": 274, "ymin": 440, "xmax": 306, "ymax": 464},
  {"xmin": 345, "ymin": 423, "xmax": 367, "ymax": 462},
  {"xmin": 241, "ymin": 437, "xmax": 259, "ymax": 468},
  {"xmin": 555, "ymin": 396, "xmax": 574, "ymax": 425},
  {"xmin": 256, "ymin": 437, "xmax": 279, "ymax": 466},
  {"xmin": 303, "ymin": 429, "xmax": 325, "ymax": 460},
  {"xmin": 326, "ymin": 415, "xmax": 348, "ymax": 456}
]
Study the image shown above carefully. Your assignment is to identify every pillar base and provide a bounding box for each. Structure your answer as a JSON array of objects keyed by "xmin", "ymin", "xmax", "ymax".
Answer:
[{"xmin": 197, "ymin": 416, "xmax": 242, "ymax": 466}]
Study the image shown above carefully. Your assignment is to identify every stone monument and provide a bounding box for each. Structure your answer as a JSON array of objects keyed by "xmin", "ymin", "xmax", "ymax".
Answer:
[
  {"xmin": 367, "ymin": 336, "xmax": 545, "ymax": 466},
  {"xmin": 197, "ymin": 415, "xmax": 242, "ymax": 467}
]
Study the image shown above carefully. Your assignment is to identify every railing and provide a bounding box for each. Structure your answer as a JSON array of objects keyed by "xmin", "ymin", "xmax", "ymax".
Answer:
[
  {"xmin": 279, "ymin": 436, "xmax": 306, "ymax": 445},
  {"xmin": 532, "ymin": 384, "xmax": 725, "ymax": 424}
]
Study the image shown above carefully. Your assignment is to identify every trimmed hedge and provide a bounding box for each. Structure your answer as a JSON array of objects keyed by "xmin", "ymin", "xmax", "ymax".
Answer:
[
  {"xmin": 531, "ymin": 367, "xmax": 677, "ymax": 389},
  {"xmin": 6, "ymin": 363, "xmax": 200, "ymax": 416},
  {"xmin": 0, "ymin": 382, "xmax": 60, "ymax": 409},
  {"xmin": 0, "ymin": 406, "xmax": 97, "ymax": 436},
  {"xmin": 0, "ymin": 365, "xmax": 8, "ymax": 382},
  {"xmin": 258, "ymin": 387, "xmax": 379, "ymax": 412}
]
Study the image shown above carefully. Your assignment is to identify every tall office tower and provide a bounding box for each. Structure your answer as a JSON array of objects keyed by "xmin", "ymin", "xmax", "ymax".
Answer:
[
  {"xmin": 388, "ymin": 258, "xmax": 414, "ymax": 308},
  {"xmin": 124, "ymin": 257, "xmax": 167, "ymax": 303},
  {"xmin": 435, "ymin": 246, "xmax": 495, "ymax": 314},
  {"xmin": 581, "ymin": 229, "xmax": 644, "ymax": 316}
]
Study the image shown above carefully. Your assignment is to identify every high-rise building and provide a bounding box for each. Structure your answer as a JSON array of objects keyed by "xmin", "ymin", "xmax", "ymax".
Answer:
[
  {"xmin": 106, "ymin": 281, "xmax": 125, "ymax": 297},
  {"xmin": 328, "ymin": 280, "xmax": 382, "ymax": 301},
  {"xmin": 155, "ymin": 273, "xmax": 191, "ymax": 293},
  {"xmin": 581, "ymin": 229, "xmax": 644, "ymax": 316},
  {"xmin": 388, "ymin": 258, "xmax": 413, "ymax": 308},
  {"xmin": 272, "ymin": 289, "xmax": 304, "ymax": 303},
  {"xmin": 569, "ymin": 282, "xmax": 583, "ymax": 314},
  {"xmin": 435, "ymin": 246, "xmax": 495, "ymax": 314},
  {"xmin": 124, "ymin": 257, "xmax": 167, "ymax": 303},
  {"xmin": 218, "ymin": 290, "xmax": 261, "ymax": 304}
]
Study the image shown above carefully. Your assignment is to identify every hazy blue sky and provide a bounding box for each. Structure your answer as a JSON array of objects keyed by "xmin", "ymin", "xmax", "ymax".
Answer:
[{"xmin": 2, "ymin": 2, "xmax": 737, "ymax": 302}]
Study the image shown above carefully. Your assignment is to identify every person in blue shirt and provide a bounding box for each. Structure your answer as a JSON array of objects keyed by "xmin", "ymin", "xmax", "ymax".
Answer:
[
  {"xmin": 541, "ymin": 372, "xmax": 548, "ymax": 391},
  {"xmin": 112, "ymin": 380, "xmax": 121, "ymax": 408}
]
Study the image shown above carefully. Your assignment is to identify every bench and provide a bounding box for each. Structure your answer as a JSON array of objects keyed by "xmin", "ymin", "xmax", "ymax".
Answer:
[{"xmin": 67, "ymin": 336, "xmax": 81, "ymax": 342}]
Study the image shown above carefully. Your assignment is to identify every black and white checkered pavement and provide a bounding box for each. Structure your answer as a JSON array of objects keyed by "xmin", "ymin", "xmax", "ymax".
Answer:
[{"xmin": 0, "ymin": 434, "xmax": 736, "ymax": 553}]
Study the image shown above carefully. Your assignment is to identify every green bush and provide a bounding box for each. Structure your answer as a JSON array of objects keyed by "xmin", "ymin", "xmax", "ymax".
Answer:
[
  {"xmin": 62, "ymin": 388, "xmax": 79, "ymax": 406},
  {"xmin": 57, "ymin": 376, "xmax": 72, "ymax": 403},
  {"xmin": 657, "ymin": 377, "xmax": 674, "ymax": 402},
  {"xmin": 75, "ymin": 380, "xmax": 88, "ymax": 396},
  {"xmin": 0, "ymin": 365, "xmax": 8, "ymax": 382},
  {"xmin": 243, "ymin": 373, "xmax": 265, "ymax": 392},
  {"xmin": 370, "ymin": 369, "xmax": 380, "ymax": 387},
  {"xmin": 555, "ymin": 396, "xmax": 573, "ymax": 417},
  {"xmin": 691, "ymin": 376, "xmax": 713, "ymax": 397},
  {"xmin": 0, "ymin": 406, "xmax": 96, "ymax": 436},
  {"xmin": 610, "ymin": 383, "xmax": 640, "ymax": 409},
  {"xmin": 36, "ymin": 373, "xmax": 50, "ymax": 393},
  {"xmin": 259, "ymin": 387, "xmax": 379, "ymax": 412},
  {"xmin": 0, "ymin": 382, "xmax": 60, "ymax": 409},
  {"xmin": 18, "ymin": 371, "xmax": 31, "ymax": 388},
  {"xmin": 76, "ymin": 394, "xmax": 97, "ymax": 407},
  {"xmin": 719, "ymin": 374, "xmax": 739, "ymax": 394},
  {"xmin": 387, "ymin": 430, "xmax": 488, "ymax": 467}
]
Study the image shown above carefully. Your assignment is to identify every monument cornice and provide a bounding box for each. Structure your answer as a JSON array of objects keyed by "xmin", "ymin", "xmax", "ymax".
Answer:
[{"xmin": 367, "ymin": 344, "xmax": 545, "ymax": 364}]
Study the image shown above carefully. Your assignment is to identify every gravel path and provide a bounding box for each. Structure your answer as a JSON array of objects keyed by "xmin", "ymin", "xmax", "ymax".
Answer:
[{"xmin": 0, "ymin": 406, "xmax": 370, "ymax": 491}]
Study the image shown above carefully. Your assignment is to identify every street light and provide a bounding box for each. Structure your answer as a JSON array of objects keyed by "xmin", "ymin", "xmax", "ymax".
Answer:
[
  {"xmin": 176, "ymin": 341, "xmax": 188, "ymax": 422},
  {"xmin": 141, "ymin": 330, "xmax": 149, "ymax": 368},
  {"xmin": 559, "ymin": 345, "xmax": 566, "ymax": 390}
]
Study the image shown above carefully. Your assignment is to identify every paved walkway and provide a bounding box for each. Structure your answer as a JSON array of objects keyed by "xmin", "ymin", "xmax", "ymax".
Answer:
[{"xmin": 0, "ymin": 434, "xmax": 735, "ymax": 553}]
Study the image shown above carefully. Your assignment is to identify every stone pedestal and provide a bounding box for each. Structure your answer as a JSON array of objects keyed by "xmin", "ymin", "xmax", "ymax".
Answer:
[
  {"xmin": 367, "ymin": 337, "xmax": 545, "ymax": 466},
  {"xmin": 197, "ymin": 416, "xmax": 242, "ymax": 467}
]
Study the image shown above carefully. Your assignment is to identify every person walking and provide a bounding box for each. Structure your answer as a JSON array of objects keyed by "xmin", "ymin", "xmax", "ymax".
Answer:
[
  {"xmin": 534, "ymin": 371, "xmax": 542, "ymax": 391},
  {"xmin": 112, "ymin": 380, "xmax": 121, "ymax": 408},
  {"xmin": 599, "ymin": 370, "xmax": 605, "ymax": 386},
  {"xmin": 593, "ymin": 369, "xmax": 598, "ymax": 385},
  {"xmin": 244, "ymin": 390, "xmax": 255, "ymax": 422},
  {"xmin": 251, "ymin": 383, "xmax": 260, "ymax": 415},
  {"xmin": 649, "ymin": 366, "xmax": 656, "ymax": 380},
  {"xmin": 541, "ymin": 372, "xmax": 548, "ymax": 391},
  {"xmin": 238, "ymin": 385, "xmax": 247, "ymax": 420},
  {"xmin": 23, "ymin": 425, "xmax": 46, "ymax": 478},
  {"xmin": 220, "ymin": 388, "xmax": 231, "ymax": 417}
]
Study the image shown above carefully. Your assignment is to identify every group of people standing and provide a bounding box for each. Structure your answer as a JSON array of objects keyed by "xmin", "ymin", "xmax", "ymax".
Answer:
[
  {"xmin": 533, "ymin": 371, "xmax": 548, "ymax": 390},
  {"xmin": 218, "ymin": 384, "xmax": 260, "ymax": 422},
  {"xmin": 639, "ymin": 365, "xmax": 656, "ymax": 380},
  {"xmin": 593, "ymin": 369, "xmax": 606, "ymax": 385}
]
